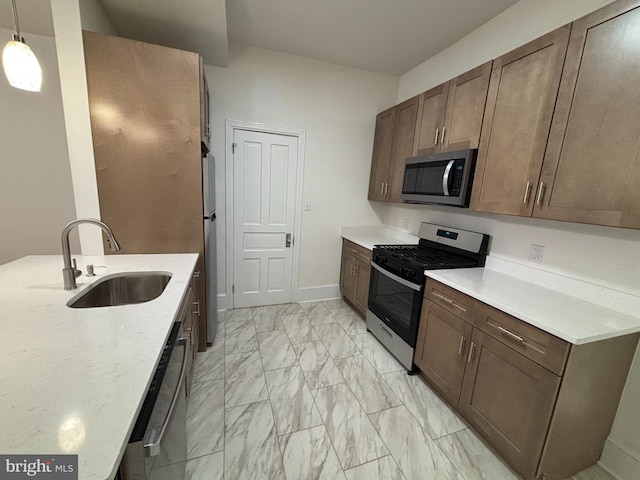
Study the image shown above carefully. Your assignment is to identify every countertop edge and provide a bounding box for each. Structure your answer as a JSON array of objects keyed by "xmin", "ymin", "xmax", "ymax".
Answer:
[{"xmin": 425, "ymin": 269, "xmax": 640, "ymax": 346}]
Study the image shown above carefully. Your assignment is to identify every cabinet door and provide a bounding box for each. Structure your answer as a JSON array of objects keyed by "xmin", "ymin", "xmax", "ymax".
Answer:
[
  {"xmin": 368, "ymin": 107, "xmax": 395, "ymax": 201},
  {"xmin": 387, "ymin": 96, "xmax": 419, "ymax": 203},
  {"xmin": 340, "ymin": 252, "xmax": 358, "ymax": 303},
  {"xmin": 470, "ymin": 26, "xmax": 570, "ymax": 216},
  {"xmin": 413, "ymin": 83, "xmax": 449, "ymax": 156},
  {"xmin": 182, "ymin": 286, "xmax": 195, "ymax": 397},
  {"xmin": 200, "ymin": 57, "xmax": 211, "ymax": 152},
  {"xmin": 442, "ymin": 62, "xmax": 491, "ymax": 152},
  {"xmin": 414, "ymin": 300, "xmax": 474, "ymax": 406},
  {"xmin": 459, "ymin": 329, "xmax": 561, "ymax": 479},
  {"xmin": 353, "ymin": 258, "xmax": 371, "ymax": 316},
  {"xmin": 534, "ymin": 1, "xmax": 640, "ymax": 228}
]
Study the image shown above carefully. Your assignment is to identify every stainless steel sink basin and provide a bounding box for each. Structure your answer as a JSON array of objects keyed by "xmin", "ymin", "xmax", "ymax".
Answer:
[{"xmin": 68, "ymin": 272, "xmax": 172, "ymax": 308}]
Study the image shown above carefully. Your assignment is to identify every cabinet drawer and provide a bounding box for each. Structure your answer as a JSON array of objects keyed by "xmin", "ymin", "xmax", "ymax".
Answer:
[
  {"xmin": 424, "ymin": 279, "xmax": 476, "ymax": 324},
  {"xmin": 343, "ymin": 239, "xmax": 372, "ymax": 266},
  {"xmin": 474, "ymin": 303, "xmax": 570, "ymax": 376}
]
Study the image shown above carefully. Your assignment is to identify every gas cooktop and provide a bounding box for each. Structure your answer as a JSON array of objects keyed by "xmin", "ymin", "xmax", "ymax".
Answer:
[{"xmin": 371, "ymin": 223, "xmax": 490, "ymax": 283}]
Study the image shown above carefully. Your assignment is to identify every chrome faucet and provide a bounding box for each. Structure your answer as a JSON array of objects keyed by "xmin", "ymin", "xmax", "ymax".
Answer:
[{"xmin": 61, "ymin": 218, "xmax": 121, "ymax": 290}]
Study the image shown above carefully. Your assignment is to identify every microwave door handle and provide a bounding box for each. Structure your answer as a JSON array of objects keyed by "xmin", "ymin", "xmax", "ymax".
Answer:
[{"xmin": 442, "ymin": 160, "xmax": 454, "ymax": 196}]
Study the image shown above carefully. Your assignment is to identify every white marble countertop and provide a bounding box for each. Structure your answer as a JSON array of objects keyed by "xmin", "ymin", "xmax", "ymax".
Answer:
[
  {"xmin": 341, "ymin": 226, "xmax": 419, "ymax": 251},
  {"xmin": 425, "ymin": 266, "xmax": 640, "ymax": 345},
  {"xmin": 0, "ymin": 254, "xmax": 198, "ymax": 480}
]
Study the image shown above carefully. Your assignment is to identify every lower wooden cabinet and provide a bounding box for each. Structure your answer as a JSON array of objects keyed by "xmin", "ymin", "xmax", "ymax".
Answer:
[
  {"xmin": 339, "ymin": 239, "xmax": 372, "ymax": 317},
  {"xmin": 179, "ymin": 283, "xmax": 197, "ymax": 397},
  {"xmin": 415, "ymin": 278, "xmax": 639, "ymax": 480},
  {"xmin": 414, "ymin": 300, "xmax": 472, "ymax": 405},
  {"xmin": 459, "ymin": 329, "xmax": 561, "ymax": 477}
]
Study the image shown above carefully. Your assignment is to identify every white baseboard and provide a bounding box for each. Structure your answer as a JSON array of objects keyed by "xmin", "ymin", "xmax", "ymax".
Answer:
[
  {"xmin": 294, "ymin": 284, "xmax": 341, "ymax": 303},
  {"xmin": 599, "ymin": 438, "xmax": 640, "ymax": 480},
  {"xmin": 216, "ymin": 285, "xmax": 340, "ymax": 311}
]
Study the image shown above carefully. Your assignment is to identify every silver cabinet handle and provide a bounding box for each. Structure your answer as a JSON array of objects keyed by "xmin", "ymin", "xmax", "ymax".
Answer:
[
  {"xmin": 381, "ymin": 182, "xmax": 385, "ymax": 195},
  {"xmin": 193, "ymin": 271, "xmax": 200, "ymax": 278},
  {"xmin": 441, "ymin": 126, "xmax": 446, "ymax": 145},
  {"xmin": 434, "ymin": 128, "xmax": 439, "ymax": 145},
  {"xmin": 467, "ymin": 341, "xmax": 476, "ymax": 363},
  {"xmin": 384, "ymin": 183, "xmax": 388, "ymax": 195},
  {"xmin": 523, "ymin": 181, "xmax": 532, "ymax": 204},
  {"xmin": 536, "ymin": 181, "xmax": 546, "ymax": 206},
  {"xmin": 432, "ymin": 291, "xmax": 454, "ymax": 304},
  {"xmin": 457, "ymin": 336, "xmax": 466, "ymax": 356},
  {"xmin": 497, "ymin": 325, "xmax": 524, "ymax": 343},
  {"xmin": 192, "ymin": 300, "xmax": 200, "ymax": 316},
  {"xmin": 144, "ymin": 338, "xmax": 188, "ymax": 456}
]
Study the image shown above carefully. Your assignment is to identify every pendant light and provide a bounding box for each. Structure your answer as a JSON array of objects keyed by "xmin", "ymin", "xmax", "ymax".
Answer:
[{"xmin": 2, "ymin": 0, "xmax": 42, "ymax": 92}]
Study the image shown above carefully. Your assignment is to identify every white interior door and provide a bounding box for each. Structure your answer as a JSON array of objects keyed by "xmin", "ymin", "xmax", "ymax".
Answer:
[{"xmin": 233, "ymin": 129, "xmax": 298, "ymax": 308}]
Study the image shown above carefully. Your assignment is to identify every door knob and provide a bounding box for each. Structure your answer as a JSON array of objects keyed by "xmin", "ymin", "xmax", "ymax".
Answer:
[{"xmin": 286, "ymin": 233, "xmax": 292, "ymax": 248}]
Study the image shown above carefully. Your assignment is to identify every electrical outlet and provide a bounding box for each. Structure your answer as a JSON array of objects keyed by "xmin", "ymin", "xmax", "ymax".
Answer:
[
  {"xmin": 403, "ymin": 218, "xmax": 409, "ymax": 229},
  {"xmin": 303, "ymin": 201, "xmax": 311, "ymax": 211},
  {"xmin": 528, "ymin": 244, "xmax": 545, "ymax": 264}
]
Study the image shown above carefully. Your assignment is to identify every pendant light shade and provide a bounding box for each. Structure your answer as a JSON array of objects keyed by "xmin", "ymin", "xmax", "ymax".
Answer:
[
  {"xmin": 3, "ymin": 36, "xmax": 42, "ymax": 92},
  {"xmin": 3, "ymin": 0, "xmax": 42, "ymax": 92}
]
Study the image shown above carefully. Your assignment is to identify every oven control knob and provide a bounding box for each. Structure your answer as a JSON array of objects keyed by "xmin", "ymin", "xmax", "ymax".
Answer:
[{"xmin": 401, "ymin": 267, "xmax": 416, "ymax": 279}]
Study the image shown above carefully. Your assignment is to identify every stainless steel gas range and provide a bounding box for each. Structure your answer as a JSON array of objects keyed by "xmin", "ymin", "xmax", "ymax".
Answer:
[{"xmin": 366, "ymin": 222, "xmax": 489, "ymax": 373}]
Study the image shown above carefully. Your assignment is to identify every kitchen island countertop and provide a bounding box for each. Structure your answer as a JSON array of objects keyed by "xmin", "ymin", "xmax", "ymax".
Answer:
[{"xmin": 0, "ymin": 253, "xmax": 198, "ymax": 480}]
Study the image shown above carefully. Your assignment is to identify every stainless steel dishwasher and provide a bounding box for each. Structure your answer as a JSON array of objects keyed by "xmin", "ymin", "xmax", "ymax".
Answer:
[{"xmin": 117, "ymin": 322, "xmax": 188, "ymax": 479}]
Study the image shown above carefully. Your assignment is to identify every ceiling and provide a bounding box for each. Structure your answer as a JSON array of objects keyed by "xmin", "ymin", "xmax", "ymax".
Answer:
[
  {"xmin": 0, "ymin": 0, "xmax": 520, "ymax": 76},
  {"xmin": 98, "ymin": 0, "xmax": 229, "ymax": 67},
  {"xmin": 226, "ymin": 0, "xmax": 519, "ymax": 75}
]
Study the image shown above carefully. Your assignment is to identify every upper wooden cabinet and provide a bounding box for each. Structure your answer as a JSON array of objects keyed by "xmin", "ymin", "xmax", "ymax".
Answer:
[
  {"xmin": 414, "ymin": 62, "xmax": 491, "ymax": 156},
  {"xmin": 368, "ymin": 96, "xmax": 419, "ymax": 202},
  {"xmin": 534, "ymin": 0, "xmax": 640, "ymax": 228},
  {"xmin": 470, "ymin": 27, "xmax": 571, "ymax": 216}
]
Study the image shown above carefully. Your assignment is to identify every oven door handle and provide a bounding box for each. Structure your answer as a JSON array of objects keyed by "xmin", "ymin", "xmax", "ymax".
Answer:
[{"xmin": 371, "ymin": 263, "xmax": 422, "ymax": 291}]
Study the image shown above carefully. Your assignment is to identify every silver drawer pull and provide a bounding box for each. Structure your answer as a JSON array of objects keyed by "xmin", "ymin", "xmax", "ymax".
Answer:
[
  {"xmin": 434, "ymin": 128, "xmax": 439, "ymax": 145},
  {"xmin": 467, "ymin": 341, "xmax": 476, "ymax": 363},
  {"xmin": 536, "ymin": 181, "xmax": 546, "ymax": 206},
  {"xmin": 192, "ymin": 300, "xmax": 200, "ymax": 316},
  {"xmin": 523, "ymin": 181, "xmax": 532, "ymax": 204},
  {"xmin": 457, "ymin": 336, "xmax": 466, "ymax": 356},
  {"xmin": 497, "ymin": 325, "xmax": 524, "ymax": 343},
  {"xmin": 432, "ymin": 291, "xmax": 454, "ymax": 304}
]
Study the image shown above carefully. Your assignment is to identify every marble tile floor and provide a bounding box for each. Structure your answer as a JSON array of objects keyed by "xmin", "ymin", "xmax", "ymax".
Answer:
[{"xmin": 176, "ymin": 300, "xmax": 617, "ymax": 480}]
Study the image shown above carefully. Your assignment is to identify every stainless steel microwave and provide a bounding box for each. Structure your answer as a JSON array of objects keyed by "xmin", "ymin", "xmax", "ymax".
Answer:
[{"xmin": 402, "ymin": 149, "xmax": 477, "ymax": 207}]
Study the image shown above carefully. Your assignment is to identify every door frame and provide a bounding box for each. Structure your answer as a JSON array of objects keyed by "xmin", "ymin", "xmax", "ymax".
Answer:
[{"xmin": 225, "ymin": 119, "xmax": 306, "ymax": 309}]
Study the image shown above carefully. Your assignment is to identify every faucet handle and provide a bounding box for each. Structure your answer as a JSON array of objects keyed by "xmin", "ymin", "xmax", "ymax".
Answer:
[{"xmin": 72, "ymin": 258, "xmax": 82, "ymax": 278}]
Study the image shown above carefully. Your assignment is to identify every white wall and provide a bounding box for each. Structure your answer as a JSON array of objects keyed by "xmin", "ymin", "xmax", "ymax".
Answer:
[
  {"xmin": 389, "ymin": 0, "xmax": 640, "ymax": 477},
  {"xmin": 205, "ymin": 43, "xmax": 398, "ymax": 305},
  {"xmin": 0, "ymin": 27, "xmax": 78, "ymax": 265},
  {"xmin": 50, "ymin": 0, "xmax": 105, "ymax": 254},
  {"xmin": 78, "ymin": 0, "xmax": 117, "ymax": 35}
]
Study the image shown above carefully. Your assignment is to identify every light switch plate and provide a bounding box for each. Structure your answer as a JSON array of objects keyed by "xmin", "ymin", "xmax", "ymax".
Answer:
[{"xmin": 529, "ymin": 244, "xmax": 544, "ymax": 263}]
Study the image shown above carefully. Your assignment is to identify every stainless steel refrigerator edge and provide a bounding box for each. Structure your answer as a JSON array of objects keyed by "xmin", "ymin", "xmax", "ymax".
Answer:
[{"xmin": 202, "ymin": 153, "xmax": 218, "ymax": 345}]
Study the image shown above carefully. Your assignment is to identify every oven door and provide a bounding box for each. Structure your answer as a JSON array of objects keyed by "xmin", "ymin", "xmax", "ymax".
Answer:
[{"xmin": 367, "ymin": 263, "xmax": 424, "ymax": 347}]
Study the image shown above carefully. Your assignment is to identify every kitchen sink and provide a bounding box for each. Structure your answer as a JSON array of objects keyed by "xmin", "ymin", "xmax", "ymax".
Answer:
[{"xmin": 68, "ymin": 272, "xmax": 172, "ymax": 308}]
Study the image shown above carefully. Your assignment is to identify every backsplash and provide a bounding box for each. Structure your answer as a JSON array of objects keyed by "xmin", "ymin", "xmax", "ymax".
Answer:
[{"xmin": 377, "ymin": 202, "xmax": 640, "ymax": 298}]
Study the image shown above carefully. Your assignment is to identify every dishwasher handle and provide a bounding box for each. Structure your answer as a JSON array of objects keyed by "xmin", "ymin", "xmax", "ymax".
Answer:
[{"xmin": 143, "ymin": 337, "xmax": 188, "ymax": 457}]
